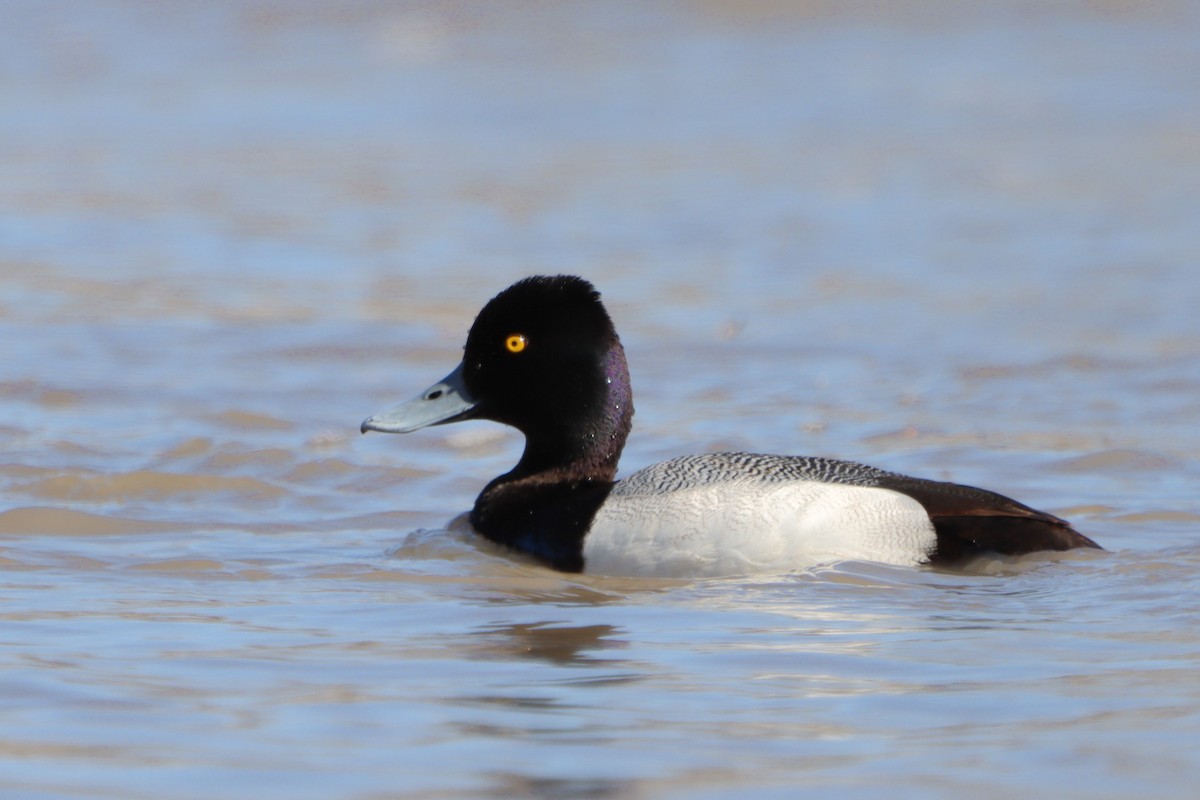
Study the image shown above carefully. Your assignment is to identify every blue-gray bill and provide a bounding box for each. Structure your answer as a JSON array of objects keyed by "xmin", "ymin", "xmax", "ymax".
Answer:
[{"xmin": 361, "ymin": 363, "xmax": 478, "ymax": 434}]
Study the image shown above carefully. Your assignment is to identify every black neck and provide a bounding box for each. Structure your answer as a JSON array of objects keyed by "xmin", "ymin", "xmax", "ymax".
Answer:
[
  {"xmin": 510, "ymin": 340, "xmax": 633, "ymax": 484},
  {"xmin": 469, "ymin": 342, "xmax": 633, "ymax": 571}
]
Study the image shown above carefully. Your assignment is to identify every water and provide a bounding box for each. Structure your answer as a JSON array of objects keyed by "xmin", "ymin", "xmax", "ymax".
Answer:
[{"xmin": 3, "ymin": 1, "xmax": 1200, "ymax": 797}]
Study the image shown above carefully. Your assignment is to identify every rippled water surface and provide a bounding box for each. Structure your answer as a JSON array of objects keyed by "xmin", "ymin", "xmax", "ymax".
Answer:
[{"xmin": 3, "ymin": 2, "xmax": 1200, "ymax": 797}]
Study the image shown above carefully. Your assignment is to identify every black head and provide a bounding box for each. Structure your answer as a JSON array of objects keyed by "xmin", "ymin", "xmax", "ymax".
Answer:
[
  {"xmin": 464, "ymin": 276, "xmax": 625, "ymax": 430},
  {"xmin": 363, "ymin": 275, "xmax": 634, "ymax": 480}
]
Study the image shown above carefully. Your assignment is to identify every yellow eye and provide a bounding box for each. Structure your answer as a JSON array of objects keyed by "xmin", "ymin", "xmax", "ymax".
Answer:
[{"xmin": 505, "ymin": 334, "xmax": 528, "ymax": 354}]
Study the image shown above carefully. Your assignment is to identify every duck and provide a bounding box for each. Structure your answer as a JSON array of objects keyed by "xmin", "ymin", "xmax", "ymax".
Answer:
[{"xmin": 361, "ymin": 275, "xmax": 1101, "ymax": 576}]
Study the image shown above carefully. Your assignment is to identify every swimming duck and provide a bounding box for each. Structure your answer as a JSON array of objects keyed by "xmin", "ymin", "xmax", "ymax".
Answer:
[{"xmin": 362, "ymin": 275, "xmax": 1100, "ymax": 576}]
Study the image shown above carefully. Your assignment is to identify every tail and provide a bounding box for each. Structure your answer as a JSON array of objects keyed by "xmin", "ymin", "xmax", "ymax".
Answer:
[
  {"xmin": 874, "ymin": 473, "xmax": 1102, "ymax": 565},
  {"xmin": 927, "ymin": 514, "xmax": 1101, "ymax": 565}
]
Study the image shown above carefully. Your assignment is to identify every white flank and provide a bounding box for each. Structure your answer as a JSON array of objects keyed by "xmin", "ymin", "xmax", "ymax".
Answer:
[{"xmin": 582, "ymin": 478, "xmax": 937, "ymax": 578}]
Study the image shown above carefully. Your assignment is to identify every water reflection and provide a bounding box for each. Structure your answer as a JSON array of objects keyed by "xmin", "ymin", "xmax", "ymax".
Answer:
[
  {"xmin": 481, "ymin": 774, "xmax": 635, "ymax": 800},
  {"xmin": 470, "ymin": 621, "xmax": 630, "ymax": 667}
]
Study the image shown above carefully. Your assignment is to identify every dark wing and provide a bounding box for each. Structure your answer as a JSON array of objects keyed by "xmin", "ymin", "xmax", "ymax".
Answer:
[{"xmin": 873, "ymin": 474, "xmax": 1102, "ymax": 564}]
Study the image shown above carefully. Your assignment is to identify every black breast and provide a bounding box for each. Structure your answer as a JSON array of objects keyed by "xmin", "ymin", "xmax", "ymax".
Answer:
[{"xmin": 470, "ymin": 478, "xmax": 616, "ymax": 572}]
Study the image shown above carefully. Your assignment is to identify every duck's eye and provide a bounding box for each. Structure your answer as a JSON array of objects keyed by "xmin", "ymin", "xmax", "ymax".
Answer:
[{"xmin": 505, "ymin": 334, "xmax": 528, "ymax": 354}]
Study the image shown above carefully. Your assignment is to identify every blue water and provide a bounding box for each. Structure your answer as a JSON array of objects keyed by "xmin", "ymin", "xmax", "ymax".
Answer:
[{"xmin": 2, "ymin": 2, "xmax": 1199, "ymax": 797}]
